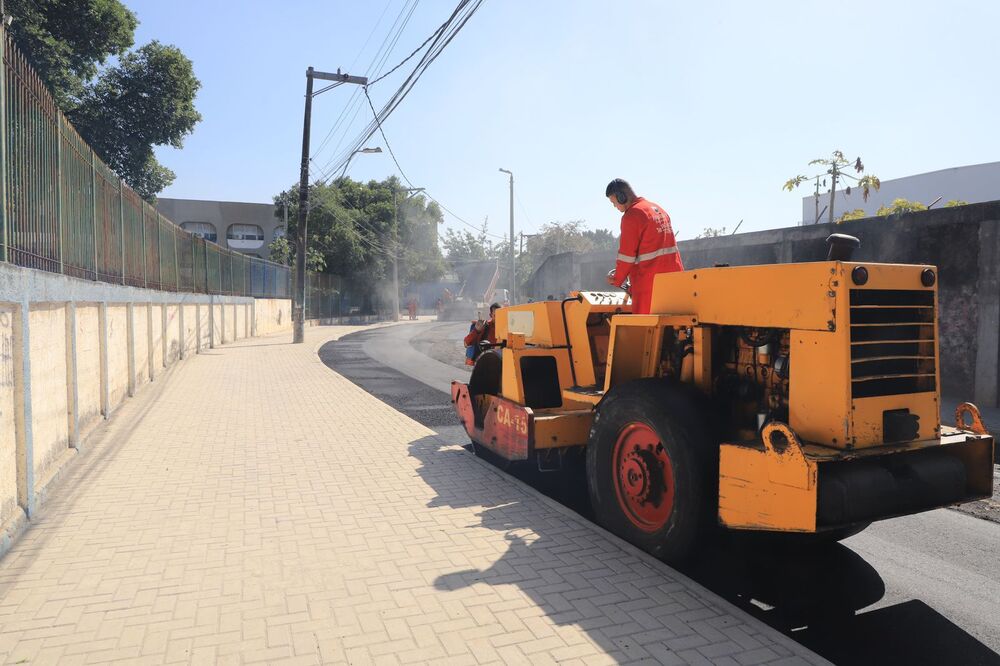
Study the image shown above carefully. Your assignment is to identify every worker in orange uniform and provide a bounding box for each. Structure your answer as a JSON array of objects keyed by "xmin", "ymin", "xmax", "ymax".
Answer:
[
  {"xmin": 604, "ymin": 178, "xmax": 683, "ymax": 314},
  {"xmin": 464, "ymin": 302, "xmax": 500, "ymax": 365}
]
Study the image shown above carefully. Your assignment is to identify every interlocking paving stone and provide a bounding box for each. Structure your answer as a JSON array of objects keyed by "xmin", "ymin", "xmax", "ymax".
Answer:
[{"xmin": 0, "ymin": 324, "xmax": 826, "ymax": 665}]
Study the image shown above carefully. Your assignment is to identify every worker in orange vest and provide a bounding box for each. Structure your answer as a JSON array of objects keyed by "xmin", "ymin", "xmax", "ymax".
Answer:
[{"xmin": 604, "ymin": 178, "xmax": 684, "ymax": 314}]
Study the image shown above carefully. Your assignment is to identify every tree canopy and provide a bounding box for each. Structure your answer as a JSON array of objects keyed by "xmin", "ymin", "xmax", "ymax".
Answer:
[
  {"xmin": 271, "ymin": 176, "xmax": 446, "ymax": 307},
  {"xmin": 6, "ymin": 0, "xmax": 201, "ymax": 199}
]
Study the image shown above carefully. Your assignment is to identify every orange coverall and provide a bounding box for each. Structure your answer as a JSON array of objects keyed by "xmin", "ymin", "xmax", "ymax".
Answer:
[{"xmin": 611, "ymin": 197, "xmax": 683, "ymax": 314}]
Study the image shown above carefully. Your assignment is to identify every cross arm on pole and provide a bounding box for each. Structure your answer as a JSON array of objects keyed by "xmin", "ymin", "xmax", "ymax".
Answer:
[{"xmin": 311, "ymin": 69, "xmax": 368, "ymax": 86}]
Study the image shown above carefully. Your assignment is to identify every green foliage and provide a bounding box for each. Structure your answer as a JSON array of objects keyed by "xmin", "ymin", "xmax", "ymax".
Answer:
[
  {"xmin": 268, "ymin": 237, "xmax": 326, "ymax": 272},
  {"xmin": 5, "ymin": 0, "xmax": 137, "ymax": 106},
  {"xmin": 784, "ymin": 150, "xmax": 880, "ymax": 222},
  {"xmin": 274, "ymin": 176, "xmax": 445, "ymax": 305},
  {"xmin": 836, "ymin": 209, "xmax": 867, "ymax": 223},
  {"xmin": 945, "ymin": 199, "xmax": 969, "ymax": 207},
  {"xmin": 68, "ymin": 42, "xmax": 201, "ymax": 199},
  {"xmin": 783, "ymin": 175, "xmax": 808, "ymax": 192},
  {"xmin": 694, "ymin": 226, "xmax": 727, "ymax": 238},
  {"xmin": 875, "ymin": 198, "xmax": 927, "ymax": 216},
  {"xmin": 6, "ymin": 0, "xmax": 201, "ymax": 199},
  {"xmin": 442, "ymin": 226, "xmax": 490, "ymax": 263}
]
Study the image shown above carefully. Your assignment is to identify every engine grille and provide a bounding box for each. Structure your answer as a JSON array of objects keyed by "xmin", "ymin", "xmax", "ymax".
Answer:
[{"xmin": 849, "ymin": 289, "xmax": 936, "ymax": 399}]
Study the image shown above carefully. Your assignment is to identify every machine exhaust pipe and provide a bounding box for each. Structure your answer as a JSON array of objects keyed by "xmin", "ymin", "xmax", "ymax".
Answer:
[{"xmin": 826, "ymin": 233, "xmax": 861, "ymax": 261}]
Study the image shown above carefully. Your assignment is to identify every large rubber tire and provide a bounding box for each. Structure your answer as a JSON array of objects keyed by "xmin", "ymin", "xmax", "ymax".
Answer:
[{"xmin": 586, "ymin": 379, "xmax": 715, "ymax": 565}]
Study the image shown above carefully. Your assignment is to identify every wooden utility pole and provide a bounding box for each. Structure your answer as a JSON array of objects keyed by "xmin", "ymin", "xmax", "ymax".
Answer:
[{"xmin": 293, "ymin": 67, "xmax": 367, "ymax": 344}]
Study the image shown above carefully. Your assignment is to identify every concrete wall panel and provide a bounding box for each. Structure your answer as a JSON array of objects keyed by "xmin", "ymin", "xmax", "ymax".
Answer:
[
  {"xmin": 0, "ymin": 305, "xmax": 17, "ymax": 528},
  {"xmin": 150, "ymin": 304, "xmax": 164, "ymax": 372},
  {"xmin": 234, "ymin": 304, "xmax": 246, "ymax": 340},
  {"xmin": 225, "ymin": 304, "xmax": 236, "ymax": 342},
  {"xmin": 254, "ymin": 299, "xmax": 292, "ymax": 336},
  {"xmin": 164, "ymin": 305, "xmax": 181, "ymax": 364},
  {"xmin": 75, "ymin": 304, "xmax": 102, "ymax": 434},
  {"xmin": 106, "ymin": 305, "xmax": 129, "ymax": 409},
  {"xmin": 212, "ymin": 304, "xmax": 224, "ymax": 345},
  {"xmin": 182, "ymin": 304, "xmax": 197, "ymax": 354},
  {"xmin": 28, "ymin": 304, "xmax": 69, "ymax": 486},
  {"xmin": 198, "ymin": 304, "xmax": 210, "ymax": 350},
  {"xmin": 133, "ymin": 304, "xmax": 149, "ymax": 388}
]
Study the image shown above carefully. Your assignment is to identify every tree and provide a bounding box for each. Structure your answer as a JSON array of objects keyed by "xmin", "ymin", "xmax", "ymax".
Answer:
[
  {"xmin": 442, "ymin": 224, "xmax": 491, "ymax": 263},
  {"xmin": 784, "ymin": 151, "xmax": 880, "ymax": 225},
  {"xmin": 836, "ymin": 209, "xmax": 867, "ymax": 223},
  {"xmin": 945, "ymin": 200, "xmax": 969, "ymax": 207},
  {"xmin": 6, "ymin": 0, "xmax": 201, "ymax": 199},
  {"xmin": 272, "ymin": 176, "xmax": 445, "ymax": 308},
  {"xmin": 874, "ymin": 198, "xmax": 926, "ymax": 216}
]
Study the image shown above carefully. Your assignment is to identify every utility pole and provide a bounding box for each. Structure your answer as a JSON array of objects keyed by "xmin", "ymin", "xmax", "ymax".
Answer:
[
  {"xmin": 391, "ymin": 187, "xmax": 424, "ymax": 322},
  {"xmin": 293, "ymin": 67, "xmax": 367, "ymax": 344},
  {"xmin": 828, "ymin": 163, "xmax": 840, "ymax": 226},
  {"xmin": 498, "ymin": 168, "xmax": 515, "ymax": 304}
]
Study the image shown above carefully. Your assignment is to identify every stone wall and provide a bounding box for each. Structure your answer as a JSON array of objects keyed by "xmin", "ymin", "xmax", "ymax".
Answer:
[
  {"xmin": 0, "ymin": 262, "xmax": 292, "ymax": 554},
  {"xmin": 523, "ymin": 201, "xmax": 1000, "ymax": 405}
]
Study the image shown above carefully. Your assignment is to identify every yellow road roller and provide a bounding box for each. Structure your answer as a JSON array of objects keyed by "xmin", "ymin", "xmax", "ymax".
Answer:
[{"xmin": 451, "ymin": 236, "xmax": 994, "ymax": 563}]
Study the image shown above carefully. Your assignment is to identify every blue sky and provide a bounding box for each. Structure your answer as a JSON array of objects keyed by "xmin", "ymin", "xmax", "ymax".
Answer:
[{"xmin": 131, "ymin": 0, "xmax": 1000, "ymax": 241}]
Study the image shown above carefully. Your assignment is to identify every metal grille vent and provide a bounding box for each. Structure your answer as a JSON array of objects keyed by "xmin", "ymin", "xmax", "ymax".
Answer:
[{"xmin": 849, "ymin": 289, "xmax": 936, "ymax": 399}]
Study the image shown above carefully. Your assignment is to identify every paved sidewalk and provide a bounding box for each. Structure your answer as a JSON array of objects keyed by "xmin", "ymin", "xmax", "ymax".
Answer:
[{"xmin": 0, "ymin": 324, "xmax": 824, "ymax": 665}]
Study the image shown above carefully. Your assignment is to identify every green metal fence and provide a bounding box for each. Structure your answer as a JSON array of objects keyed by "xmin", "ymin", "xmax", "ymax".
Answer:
[
  {"xmin": 305, "ymin": 272, "xmax": 382, "ymax": 319},
  {"xmin": 0, "ymin": 29, "xmax": 290, "ymax": 298}
]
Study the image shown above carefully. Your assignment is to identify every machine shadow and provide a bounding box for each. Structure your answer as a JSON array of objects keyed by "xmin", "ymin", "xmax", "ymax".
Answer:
[{"xmin": 414, "ymin": 435, "xmax": 1000, "ymax": 665}]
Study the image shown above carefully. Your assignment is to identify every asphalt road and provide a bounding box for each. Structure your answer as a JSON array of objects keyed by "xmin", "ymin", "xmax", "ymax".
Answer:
[{"xmin": 320, "ymin": 320, "xmax": 1000, "ymax": 666}]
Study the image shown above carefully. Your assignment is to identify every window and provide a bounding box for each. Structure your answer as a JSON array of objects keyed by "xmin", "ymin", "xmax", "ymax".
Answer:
[
  {"xmin": 181, "ymin": 221, "xmax": 217, "ymax": 243},
  {"xmin": 227, "ymin": 224, "xmax": 265, "ymax": 241},
  {"xmin": 226, "ymin": 223, "xmax": 266, "ymax": 249}
]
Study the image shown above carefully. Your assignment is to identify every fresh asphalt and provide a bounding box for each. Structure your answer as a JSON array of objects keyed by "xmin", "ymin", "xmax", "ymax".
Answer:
[{"xmin": 320, "ymin": 321, "xmax": 1000, "ymax": 666}]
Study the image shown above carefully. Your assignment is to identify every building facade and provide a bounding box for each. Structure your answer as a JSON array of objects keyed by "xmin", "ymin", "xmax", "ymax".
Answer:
[
  {"xmin": 156, "ymin": 198, "xmax": 287, "ymax": 258},
  {"xmin": 800, "ymin": 161, "xmax": 1000, "ymax": 225}
]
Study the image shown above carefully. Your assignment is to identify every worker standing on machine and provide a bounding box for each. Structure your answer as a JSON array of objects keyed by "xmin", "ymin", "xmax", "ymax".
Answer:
[{"xmin": 605, "ymin": 178, "xmax": 684, "ymax": 314}]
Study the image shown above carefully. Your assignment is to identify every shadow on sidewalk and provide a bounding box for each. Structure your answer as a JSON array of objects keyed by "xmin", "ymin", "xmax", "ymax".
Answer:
[
  {"xmin": 410, "ymin": 435, "xmax": 1000, "ymax": 665},
  {"xmin": 409, "ymin": 434, "xmax": 772, "ymax": 661}
]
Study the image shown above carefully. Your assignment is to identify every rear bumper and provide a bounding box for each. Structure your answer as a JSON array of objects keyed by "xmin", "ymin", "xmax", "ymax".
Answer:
[
  {"xmin": 451, "ymin": 382, "xmax": 534, "ymax": 461},
  {"xmin": 719, "ymin": 422, "xmax": 994, "ymax": 533}
]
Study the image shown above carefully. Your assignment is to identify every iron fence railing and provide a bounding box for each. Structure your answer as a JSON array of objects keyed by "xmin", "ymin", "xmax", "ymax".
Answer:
[
  {"xmin": 304, "ymin": 271, "xmax": 382, "ymax": 319},
  {"xmin": 0, "ymin": 29, "xmax": 291, "ymax": 298}
]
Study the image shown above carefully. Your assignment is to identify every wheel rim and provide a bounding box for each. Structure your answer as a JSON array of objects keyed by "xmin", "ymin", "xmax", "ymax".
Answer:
[{"xmin": 612, "ymin": 422, "xmax": 675, "ymax": 532}]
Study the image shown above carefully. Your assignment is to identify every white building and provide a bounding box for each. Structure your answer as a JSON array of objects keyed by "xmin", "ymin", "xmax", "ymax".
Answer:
[
  {"xmin": 156, "ymin": 198, "xmax": 286, "ymax": 258},
  {"xmin": 800, "ymin": 161, "xmax": 1000, "ymax": 225}
]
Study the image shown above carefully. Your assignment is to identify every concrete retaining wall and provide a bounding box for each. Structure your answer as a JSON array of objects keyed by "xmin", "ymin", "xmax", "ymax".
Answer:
[
  {"xmin": 0, "ymin": 305, "xmax": 15, "ymax": 531},
  {"xmin": 182, "ymin": 305, "xmax": 197, "ymax": 356},
  {"xmin": 255, "ymin": 299, "xmax": 292, "ymax": 337},
  {"xmin": 76, "ymin": 305, "xmax": 102, "ymax": 435},
  {"xmin": 0, "ymin": 262, "xmax": 291, "ymax": 553},
  {"xmin": 524, "ymin": 201, "xmax": 1000, "ymax": 406}
]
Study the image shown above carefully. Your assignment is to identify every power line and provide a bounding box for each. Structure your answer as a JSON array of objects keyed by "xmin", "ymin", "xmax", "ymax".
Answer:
[
  {"xmin": 361, "ymin": 85, "xmax": 504, "ymax": 239},
  {"xmin": 311, "ymin": 0, "xmax": 421, "ymax": 167},
  {"xmin": 310, "ymin": 0, "xmax": 396, "ymax": 158},
  {"xmin": 322, "ymin": 0, "xmax": 483, "ymax": 178}
]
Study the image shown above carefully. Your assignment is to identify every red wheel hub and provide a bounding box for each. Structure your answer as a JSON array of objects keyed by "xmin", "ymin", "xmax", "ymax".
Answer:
[{"xmin": 612, "ymin": 422, "xmax": 675, "ymax": 532}]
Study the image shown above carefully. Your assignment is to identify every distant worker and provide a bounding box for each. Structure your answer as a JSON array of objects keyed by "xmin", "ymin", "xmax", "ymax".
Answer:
[
  {"xmin": 464, "ymin": 302, "xmax": 500, "ymax": 366},
  {"xmin": 605, "ymin": 178, "xmax": 683, "ymax": 314}
]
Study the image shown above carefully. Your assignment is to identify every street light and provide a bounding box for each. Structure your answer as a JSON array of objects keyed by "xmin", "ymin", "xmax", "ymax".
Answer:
[
  {"xmin": 338, "ymin": 146, "xmax": 382, "ymax": 180},
  {"xmin": 498, "ymin": 168, "xmax": 515, "ymax": 304},
  {"xmin": 392, "ymin": 187, "xmax": 425, "ymax": 321}
]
